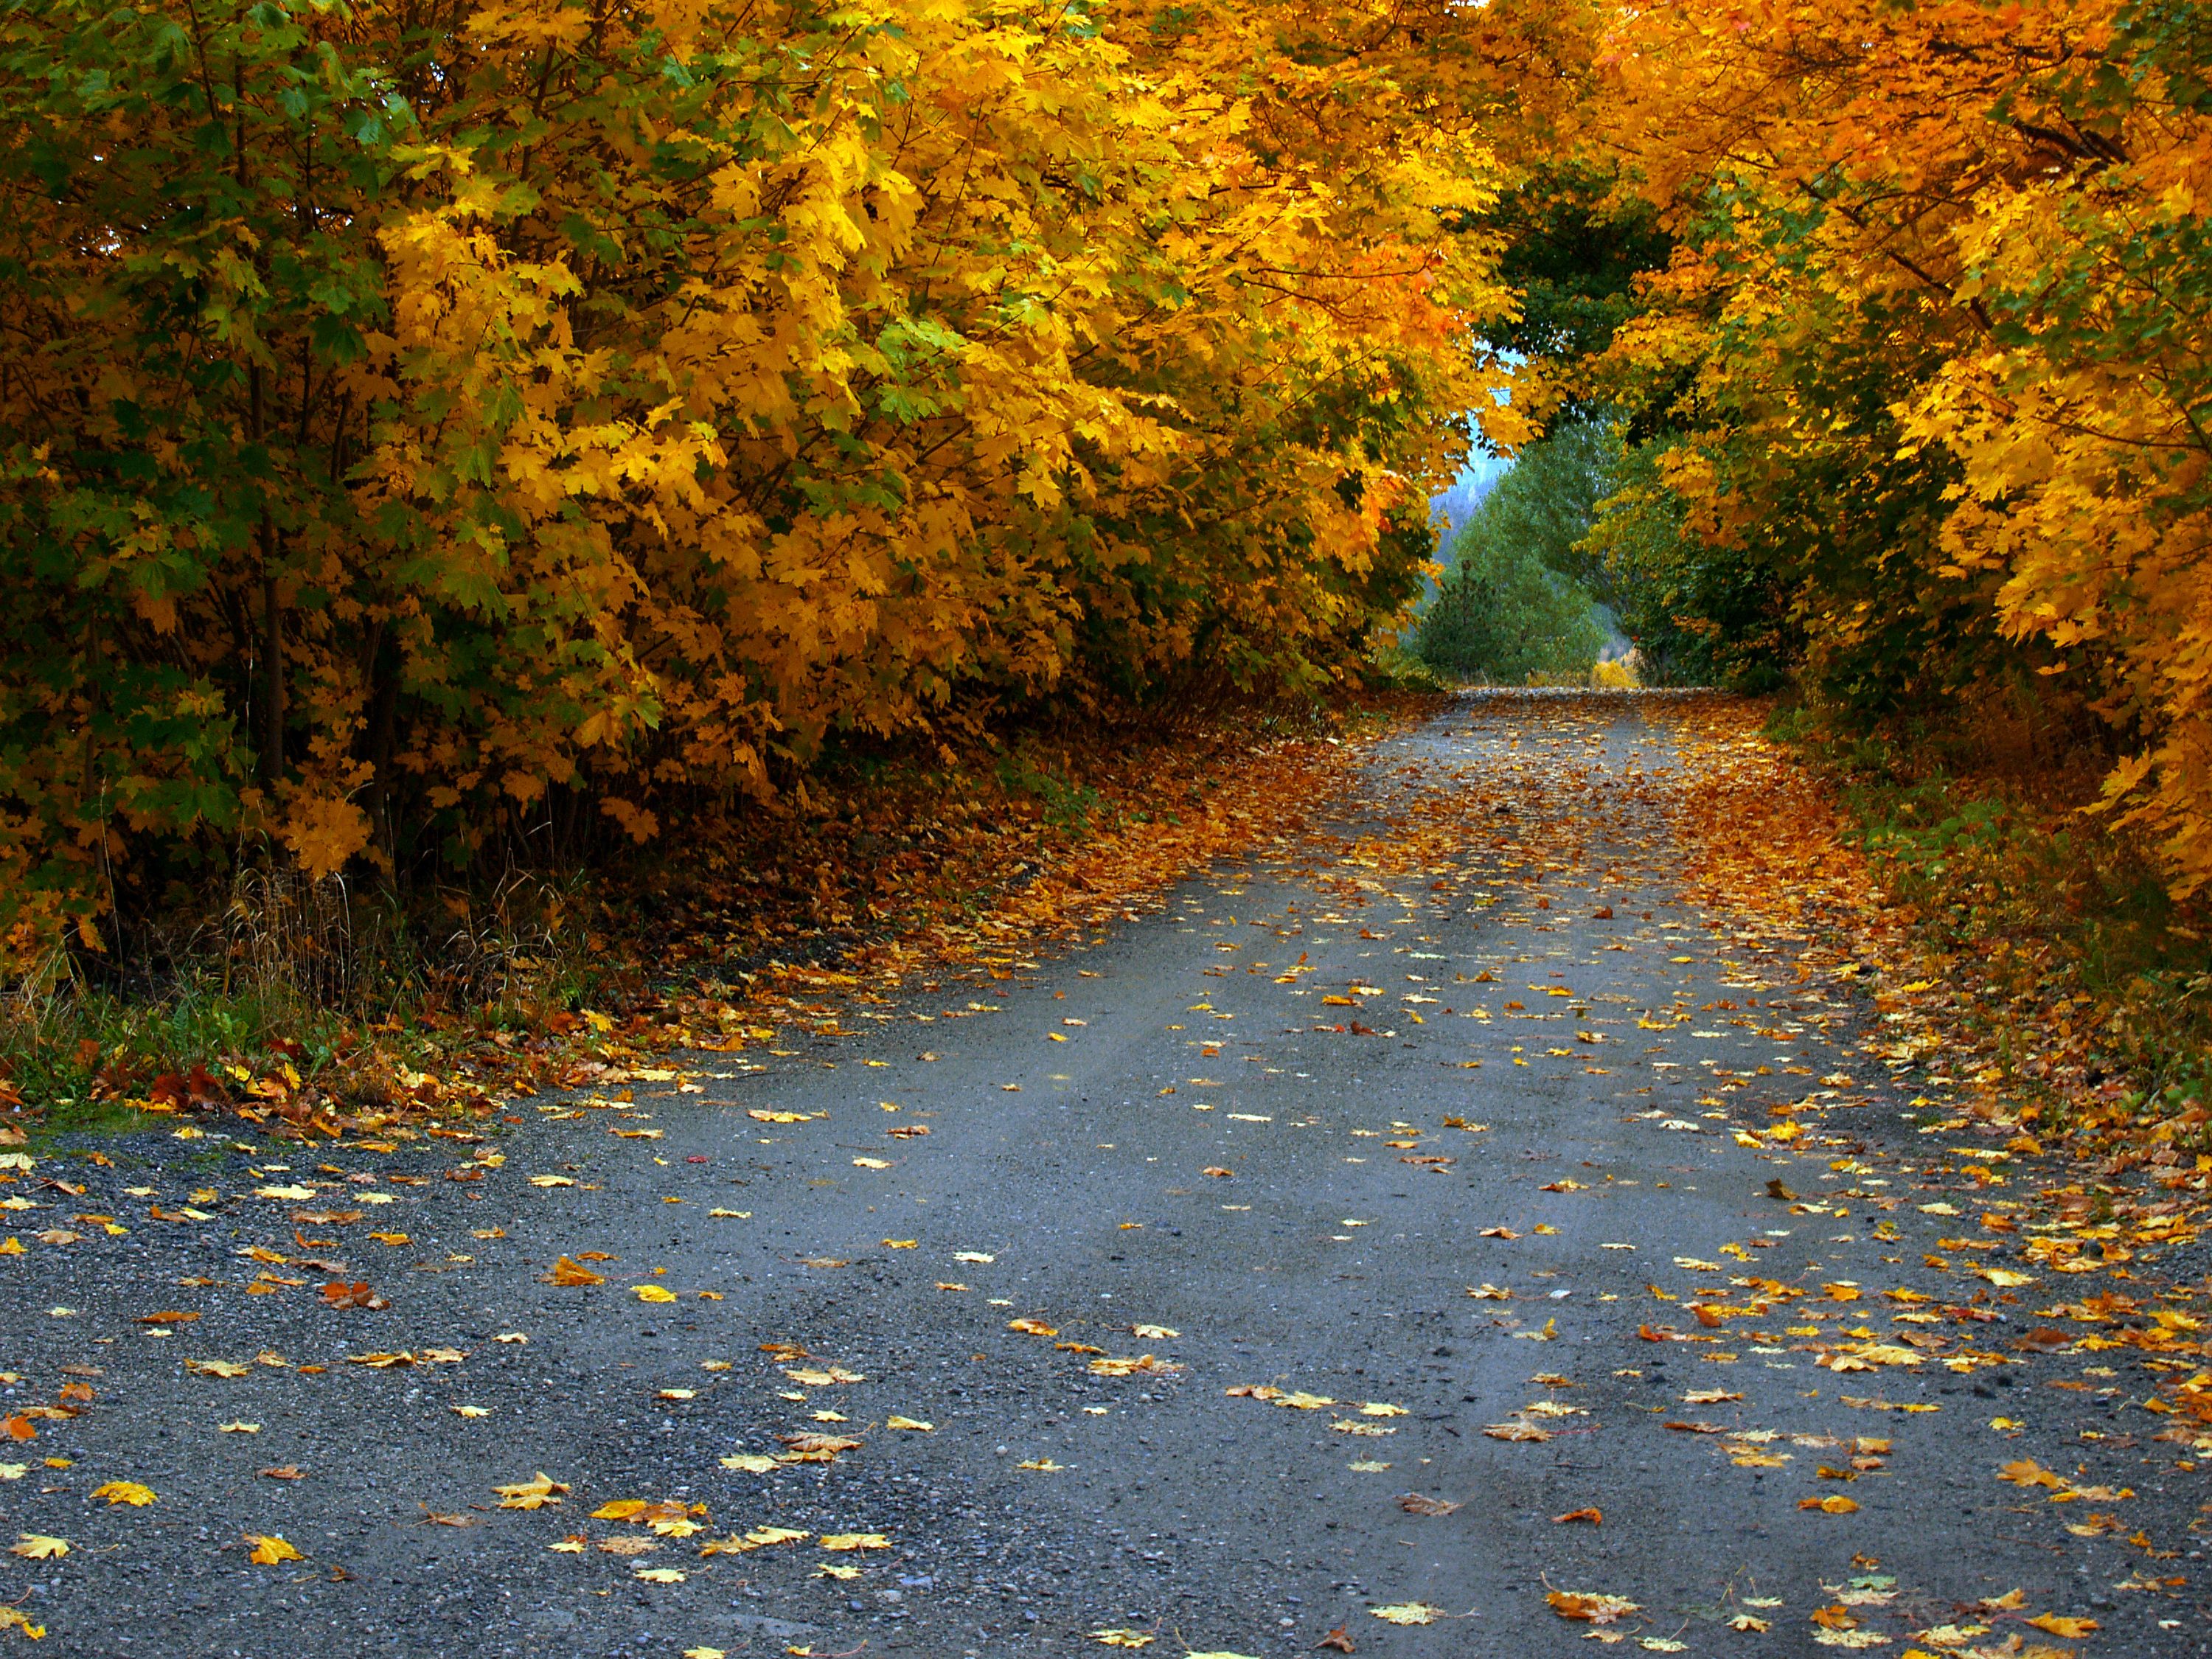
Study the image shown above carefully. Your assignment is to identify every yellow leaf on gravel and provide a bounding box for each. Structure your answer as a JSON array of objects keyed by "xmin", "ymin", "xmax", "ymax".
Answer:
[
  {"xmin": 493, "ymin": 1472, "xmax": 568, "ymax": 1509},
  {"xmin": 1131, "ymin": 1324, "xmax": 1179, "ymax": 1339},
  {"xmin": 2000, "ymin": 1459, "xmax": 2065, "ymax": 1489},
  {"xmin": 2025, "ymin": 1613, "xmax": 2098, "ymax": 1638},
  {"xmin": 1090, "ymin": 1632, "xmax": 1155, "ymax": 1649},
  {"xmin": 543, "ymin": 1256, "xmax": 606, "ymax": 1287},
  {"xmin": 92, "ymin": 1481, "xmax": 156, "ymax": 1506},
  {"xmin": 1009, "ymin": 1318, "xmax": 1059, "ymax": 1336},
  {"xmin": 1978, "ymin": 1268, "xmax": 2035, "ymax": 1288},
  {"xmin": 8, "ymin": 1535, "xmax": 66, "ymax": 1559},
  {"xmin": 245, "ymin": 1534, "xmax": 302, "ymax": 1564},
  {"xmin": 1371, "ymin": 1603, "xmax": 1438, "ymax": 1625},
  {"xmin": 819, "ymin": 1533, "xmax": 891, "ymax": 1551},
  {"xmin": 185, "ymin": 1359, "xmax": 249, "ymax": 1378},
  {"xmin": 634, "ymin": 1567, "xmax": 685, "ymax": 1583},
  {"xmin": 719, "ymin": 1455, "xmax": 777, "ymax": 1473},
  {"xmin": 886, "ymin": 1416, "xmax": 933, "ymax": 1432},
  {"xmin": 254, "ymin": 1186, "xmax": 316, "ymax": 1201},
  {"xmin": 953, "ymin": 1251, "xmax": 995, "ymax": 1264},
  {"xmin": 684, "ymin": 1649, "xmax": 727, "ymax": 1658},
  {"xmin": 0, "ymin": 1607, "xmax": 43, "ymax": 1638},
  {"xmin": 633, "ymin": 1285, "xmax": 678, "ymax": 1304},
  {"xmin": 852, "ymin": 1158, "xmax": 892, "ymax": 1170},
  {"xmin": 528, "ymin": 1176, "xmax": 574, "ymax": 1188},
  {"xmin": 1799, "ymin": 1495, "xmax": 1859, "ymax": 1514}
]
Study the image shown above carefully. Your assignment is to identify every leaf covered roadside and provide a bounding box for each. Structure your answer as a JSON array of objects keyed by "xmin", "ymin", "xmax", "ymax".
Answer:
[{"xmin": 0, "ymin": 704, "xmax": 1404, "ymax": 1142}]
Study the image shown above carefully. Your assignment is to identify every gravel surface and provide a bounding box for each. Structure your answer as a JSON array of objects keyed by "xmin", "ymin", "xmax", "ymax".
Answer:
[{"xmin": 2, "ymin": 692, "xmax": 2205, "ymax": 1657}]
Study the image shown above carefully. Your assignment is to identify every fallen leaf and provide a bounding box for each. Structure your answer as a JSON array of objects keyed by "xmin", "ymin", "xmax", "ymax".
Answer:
[
  {"xmin": 8, "ymin": 1534, "xmax": 66, "ymax": 1559},
  {"xmin": 1548, "ymin": 1590, "xmax": 1639, "ymax": 1624},
  {"xmin": 543, "ymin": 1256, "xmax": 607, "ymax": 1287},
  {"xmin": 493, "ymin": 1472, "xmax": 569, "ymax": 1510},
  {"xmin": 1399, "ymin": 1493, "xmax": 1461, "ymax": 1516},
  {"xmin": 1554, "ymin": 1508, "xmax": 1603, "ymax": 1525},
  {"xmin": 1799, "ymin": 1495, "xmax": 1860, "ymax": 1514},
  {"xmin": 1008, "ymin": 1318, "xmax": 1059, "ymax": 1336},
  {"xmin": 886, "ymin": 1416, "xmax": 933, "ymax": 1432},
  {"xmin": 1370, "ymin": 1604, "xmax": 1437, "ymax": 1626},
  {"xmin": 245, "ymin": 1534, "xmax": 302, "ymax": 1564},
  {"xmin": 818, "ymin": 1532, "xmax": 891, "ymax": 1551},
  {"xmin": 1089, "ymin": 1632, "xmax": 1156, "ymax": 1649},
  {"xmin": 2025, "ymin": 1613, "xmax": 2099, "ymax": 1638},
  {"xmin": 1315, "ymin": 1628, "xmax": 1355, "ymax": 1653},
  {"xmin": 633, "ymin": 1284, "xmax": 678, "ymax": 1304},
  {"xmin": 92, "ymin": 1480, "xmax": 156, "ymax": 1506}
]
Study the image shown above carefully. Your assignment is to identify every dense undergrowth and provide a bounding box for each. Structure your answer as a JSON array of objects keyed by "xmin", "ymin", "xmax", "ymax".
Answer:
[
  {"xmin": 1776, "ymin": 703, "xmax": 2212, "ymax": 1150},
  {"xmin": 0, "ymin": 698, "xmax": 1397, "ymax": 1141}
]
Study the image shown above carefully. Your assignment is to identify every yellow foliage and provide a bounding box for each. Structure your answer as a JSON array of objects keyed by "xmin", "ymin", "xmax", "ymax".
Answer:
[{"xmin": 0, "ymin": 0, "xmax": 1519, "ymax": 923}]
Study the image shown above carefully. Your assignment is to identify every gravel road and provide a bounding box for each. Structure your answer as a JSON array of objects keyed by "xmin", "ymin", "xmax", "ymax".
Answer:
[{"xmin": 3, "ymin": 692, "xmax": 2204, "ymax": 1657}]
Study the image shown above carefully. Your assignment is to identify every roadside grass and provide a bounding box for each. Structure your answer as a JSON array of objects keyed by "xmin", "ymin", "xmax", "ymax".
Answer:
[
  {"xmin": 1, "ymin": 698, "xmax": 1399, "ymax": 1144},
  {"xmin": 1771, "ymin": 703, "xmax": 2212, "ymax": 1146}
]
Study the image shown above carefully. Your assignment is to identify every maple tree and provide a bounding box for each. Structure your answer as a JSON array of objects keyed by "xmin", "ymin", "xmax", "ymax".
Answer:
[
  {"xmin": 1545, "ymin": 0, "xmax": 2212, "ymax": 892},
  {"xmin": 0, "ymin": 0, "xmax": 1520, "ymax": 947}
]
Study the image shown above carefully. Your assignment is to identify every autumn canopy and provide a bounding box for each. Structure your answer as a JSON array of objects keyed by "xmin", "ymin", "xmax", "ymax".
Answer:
[
  {"xmin": 8, "ymin": 0, "xmax": 2212, "ymax": 936},
  {"xmin": 0, "ymin": 0, "xmax": 1517, "ymax": 936}
]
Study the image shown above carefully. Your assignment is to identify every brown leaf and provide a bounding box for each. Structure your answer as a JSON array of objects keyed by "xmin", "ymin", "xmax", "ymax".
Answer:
[
  {"xmin": 133, "ymin": 1311, "xmax": 201, "ymax": 1324},
  {"xmin": 1315, "ymin": 1626, "xmax": 1357, "ymax": 1653},
  {"xmin": 1553, "ymin": 1508, "xmax": 1603, "ymax": 1525},
  {"xmin": 1398, "ymin": 1492, "xmax": 1461, "ymax": 1516},
  {"xmin": 260, "ymin": 1466, "xmax": 307, "ymax": 1481},
  {"xmin": 319, "ymin": 1282, "xmax": 388, "ymax": 1310}
]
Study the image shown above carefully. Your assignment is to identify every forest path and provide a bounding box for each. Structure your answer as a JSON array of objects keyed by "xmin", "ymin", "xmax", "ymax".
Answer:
[{"xmin": 4, "ymin": 692, "xmax": 2201, "ymax": 1657}]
